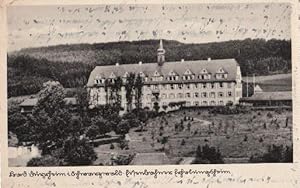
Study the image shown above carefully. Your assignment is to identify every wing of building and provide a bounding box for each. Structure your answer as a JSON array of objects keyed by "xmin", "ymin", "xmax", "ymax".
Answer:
[{"xmin": 87, "ymin": 40, "xmax": 242, "ymax": 111}]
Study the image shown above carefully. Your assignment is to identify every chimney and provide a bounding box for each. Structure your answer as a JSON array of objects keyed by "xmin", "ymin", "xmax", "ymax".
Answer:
[
  {"xmin": 139, "ymin": 61, "xmax": 142, "ymax": 65},
  {"xmin": 207, "ymin": 57, "xmax": 211, "ymax": 61},
  {"xmin": 116, "ymin": 63, "xmax": 119, "ymax": 66},
  {"xmin": 181, "ymin": 59, "xmax": 184, "ymax": 62}
]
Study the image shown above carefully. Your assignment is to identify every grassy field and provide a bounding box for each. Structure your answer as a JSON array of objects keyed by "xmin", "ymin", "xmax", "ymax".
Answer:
[
  {"xmin": 93, "ymin": 107, "xmax": 292, "ymax": 165},
  {"xmin": 242, "ymin": 73, "xmax": 292, "ymax": 92}
]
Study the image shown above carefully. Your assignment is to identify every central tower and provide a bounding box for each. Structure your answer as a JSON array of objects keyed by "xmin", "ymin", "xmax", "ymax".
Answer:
[{"xmin": 157, "ymin": 39, "xmax": 165, "ymax": 66}]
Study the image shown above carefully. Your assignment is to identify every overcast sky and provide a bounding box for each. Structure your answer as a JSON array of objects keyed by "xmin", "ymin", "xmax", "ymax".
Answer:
[{"xmin": 7, "ymin": 3, "xmax": 291, "ymax": 51}]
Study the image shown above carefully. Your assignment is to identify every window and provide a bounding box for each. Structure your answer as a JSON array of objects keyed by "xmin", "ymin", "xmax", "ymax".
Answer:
[
  {"xmin": 203, "ymin": 83, "xmax": 207, "ymax": 89},
  {"xmin": 169, "ymin": 93, "xmax": 175, "ymax": 99},
  {"xmin": 228, "ymin": 83, "xmax": 232, "ymax": 89},
  {"xmin": 210, "ymin": 92, "xmax": 215, "ymax": 98},
  {"xmin": 178, "ymin": 84, "xmax": 183, "ymax": 89},
  {"xmin": 210, "ymin": 101, "xmax": 216, "ymax": 106},
  {"xmin": 219, "ymin": 101, "xmax": 224, "ymax": 105},
  {"xmin": 194, "ymin": 84, "xmax": 198, "ymax": 89},
  {"xmin": 194, "ymin": 101, "xmax": 199, "ymax": 106},
  {"xmin": 219, "ymin": 82, "xmax": 224, "ymax": 88},
  {"xmin": 170, "ymin": 84, "xmax": 174, "ymax": 90},
  {"xmin": 202, "ymin": 101, "xmax": 207, "ymax": 106},
  {"xmin": 161, "ymin": 94, "xmax": 167, "ymax": 99},
  {"xmin": 218, "ymin": 92, "xmax": 224, "ymax": 97},
  {"xmin": 186, "ymin": 102, "xmax": 191, "ymax": 106},
  {"xmin": 228, "ymin": 91, "xmax": 232, "ymax": 97},
  {"xmin": 211, "ymin": 83, "xmax": 215, "ymax": 89},
  {"xmin": 177, "ymin": 93, "xmax": 184, "ymax": 98},
  {"xmin": 202, "ymin": 92, "xmax": 207, "ymax": 98},
  {"xmin": 194, "ymin": 92, "xmax": 199, "ymax": 98},
  {"xmin": 186, "ymin": 84, "xmax": 190, "ymax": 89},
  {"xmin": 186, "ymin": 93, "xmax": 191, "ymax": 98}
]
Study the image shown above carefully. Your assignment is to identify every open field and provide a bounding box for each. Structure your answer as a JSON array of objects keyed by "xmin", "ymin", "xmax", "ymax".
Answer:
[
  {"xmin": 93, "ymin": 107, "xmax": 292, "ymax": 164},
  {"xmin": 242, "ymin": 73, "xmax": 292, "ymax": 92}
]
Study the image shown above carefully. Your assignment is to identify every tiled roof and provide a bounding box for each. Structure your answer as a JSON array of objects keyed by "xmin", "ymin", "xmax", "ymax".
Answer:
[
  {"xmin": 87, "ymin": 58, "xmax": 239, "ymax": 87},
  {"xmin": 130, "ymin": 152, "xmax": 171, "ymax": 165},
  {"xmin": 19, "ymin": 97, "xmax": 77, "ymax": 106},
  {"xmin": 241, "ymin": 91, "xmax": 292, "ymax": 101},
  {"xmin": 19, "ymin": 98, "xmax": 38, "ymax": 107}
]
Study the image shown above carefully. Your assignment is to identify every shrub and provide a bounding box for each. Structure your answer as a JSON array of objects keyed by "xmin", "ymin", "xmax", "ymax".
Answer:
[
  {"xmin": 119, "ymin": 140, "xmax": 129, "ymax": 150},
  {"xmin": 62, "ymin": 137, "xmax": 97, "ymax": 166},
  {"xmin": 110, "ymin": 143, "xmax": 115, "ymax": 149},
  {"xmin": 181, "ymin": 139, "xmax": 186, "ymax": 146},
  {"xmin": 250, "ymin": 145, "xmax": 293, "ymax": 163},
  {"xmin": 267, "ymin": 112, "xmax": 273, "ymax": 118},
  {"xmin": 27, "ymin": 155, "xmax": 61, "ymax": 166},
  {"xmin": 193, "ymin": 144, "xmax": 224, "ymax": 164},
  {"xmin": 112, "ymin": 154, "xmax": 135, "ymax": 165}
]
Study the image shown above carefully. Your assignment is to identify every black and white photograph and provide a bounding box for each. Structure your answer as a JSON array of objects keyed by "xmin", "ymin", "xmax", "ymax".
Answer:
[{"xmin": 7, "ymin": 3, "xmax": 293, "ymax": 167}]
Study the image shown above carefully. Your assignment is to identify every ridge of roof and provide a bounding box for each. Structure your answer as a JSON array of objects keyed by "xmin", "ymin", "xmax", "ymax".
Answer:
[
  {"xmin": 95, "ymin": 58, "xmax": 237, "ymax": 68},
  {"xmin": 87, "ymin": 58, "xmax": 239, "ymax": 87}
]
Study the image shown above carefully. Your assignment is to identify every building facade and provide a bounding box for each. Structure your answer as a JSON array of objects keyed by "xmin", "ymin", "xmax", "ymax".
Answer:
[{"xmin": 87, "ymin": 40, "xmax": 243, "ymax": 111}]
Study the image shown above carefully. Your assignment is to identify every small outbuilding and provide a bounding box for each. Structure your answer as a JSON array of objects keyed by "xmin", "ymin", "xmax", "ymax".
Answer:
[
  {"xmin": 240, "ymin": 91, "xmax": 292, "ymax": 106},
  {"xmin": 19, "ymin": 98, "xmax": 38, "ymax": 114}
]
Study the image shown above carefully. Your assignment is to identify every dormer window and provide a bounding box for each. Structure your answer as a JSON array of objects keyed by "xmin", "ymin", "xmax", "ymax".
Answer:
[
  {"xmin": 168, "ymin": 70, "xmax": 178, "ymax": 81},
  {"xmin": 152, "ymin": 71, "xmax": 163, "ymax": 81},
  {"xmin": 153, "ymin": 70, "xmax": 160, "ymax": 77},
  {"xmin": 183, "ymin": 69, "xmax": 195, "ymax": 80},
  {"xmin": 217, "ymin": 67, "xmax": 225, "ymax": 73},
  {"xmin": 139, "ymin": 72, "xmax": 145, "ymax": 77},
  {"xmin": 201, "ymin": 69, "xmax": 208, "ymax": 74},
  {"xmin": 198, "ymin": 69, "xmax": 211, "ymax": 80},
  {"xmin": 123, "ymin": 72, "xmax": 129, "ymax": 78},
  {"xmin": 95, "ymin": 75, "xmax": 104, "ymax": 85},
  {"xmin": 109, "ymin": 72, "xmax": 116, "ymax": 79},
  {"xmin": 216, "ymin": 67, "xmax": 228, "ymax": 79}
]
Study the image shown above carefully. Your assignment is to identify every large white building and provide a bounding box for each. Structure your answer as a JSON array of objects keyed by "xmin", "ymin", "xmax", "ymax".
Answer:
[{"xmin": 87, "ymin": 40, "xmax": 242, "ymax": 111}]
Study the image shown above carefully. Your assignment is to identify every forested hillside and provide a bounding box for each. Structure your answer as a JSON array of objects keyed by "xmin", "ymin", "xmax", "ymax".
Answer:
[{"xmin": 8, "ymin": 38, "xmax": 291, "ymax": 97}]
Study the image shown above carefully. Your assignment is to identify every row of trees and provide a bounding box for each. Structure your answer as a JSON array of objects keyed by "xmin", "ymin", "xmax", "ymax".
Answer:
[{"xmin": 102, "ymin": 73, "xmax": 144, "ymax": 111}]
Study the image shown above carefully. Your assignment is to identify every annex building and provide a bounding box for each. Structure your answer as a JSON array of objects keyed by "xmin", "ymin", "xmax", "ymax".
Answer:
[{"xmin": 87, "ymin": 40, "xmax": 243, "ymax": 111}]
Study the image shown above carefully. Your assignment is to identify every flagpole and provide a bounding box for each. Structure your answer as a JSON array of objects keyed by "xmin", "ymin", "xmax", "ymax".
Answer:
[{"xmin": 246, "ymin": 76, "xmax": 249, "ymax": 97}]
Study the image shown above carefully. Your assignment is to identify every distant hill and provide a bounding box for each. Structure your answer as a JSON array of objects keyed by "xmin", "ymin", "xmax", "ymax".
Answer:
[{"xmin": 8, "ymin": 39, "xmax": 291, "ymax": 97}]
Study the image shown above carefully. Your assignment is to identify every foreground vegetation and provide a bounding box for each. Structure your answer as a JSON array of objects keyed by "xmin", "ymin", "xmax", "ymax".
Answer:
[{"xmin": 91, "ymin": 106, "xmax": 292, "ymax": 165}]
